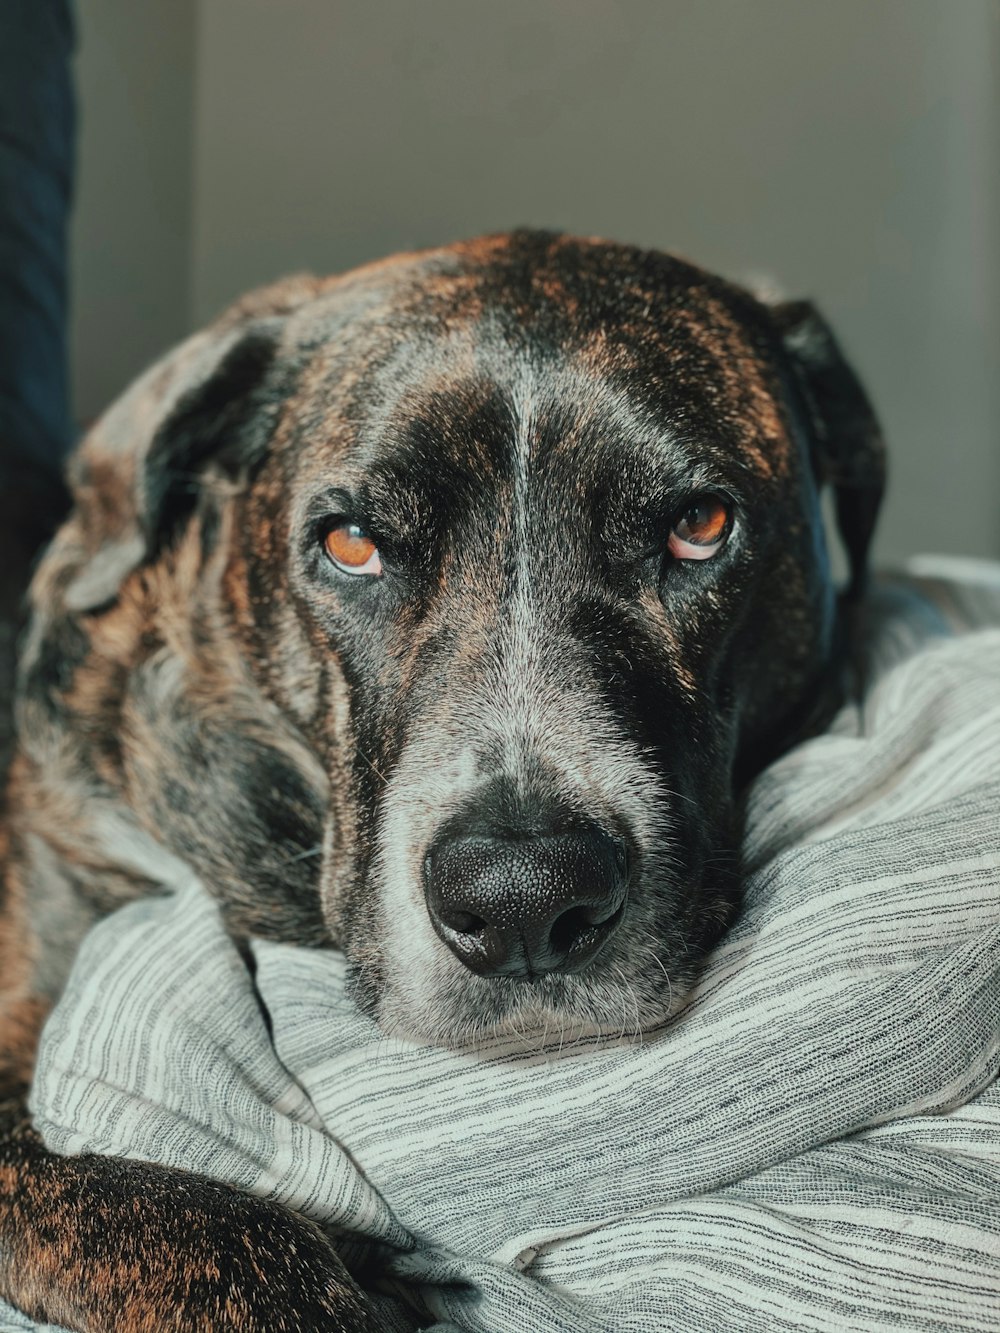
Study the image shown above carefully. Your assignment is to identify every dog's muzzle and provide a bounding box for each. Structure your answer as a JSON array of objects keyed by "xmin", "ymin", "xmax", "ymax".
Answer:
[{"xmin": 423, "ymin": 822, "xmax": 629, "ymax": 978}]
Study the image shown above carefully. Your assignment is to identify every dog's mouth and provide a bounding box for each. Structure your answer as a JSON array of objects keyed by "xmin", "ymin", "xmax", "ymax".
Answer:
[
  {"xmin": 347, "ymin": 858, "xmax": 725, "ymax": 1051},
  {"xmin": 361, "ymin": 953, "xmax": 694, "ymax": 1052}
]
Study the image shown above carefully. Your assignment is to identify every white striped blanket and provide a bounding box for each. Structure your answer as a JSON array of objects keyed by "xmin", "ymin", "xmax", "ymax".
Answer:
[{"xmin": 6, "ymin": 562, "xmax": 1000, "ymax": 1332}]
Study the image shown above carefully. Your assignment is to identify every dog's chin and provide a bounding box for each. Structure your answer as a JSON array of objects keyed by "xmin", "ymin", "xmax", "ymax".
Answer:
[{"xmin": 353, "ymin": 961, "xmax": 694, "ymax": 1053}]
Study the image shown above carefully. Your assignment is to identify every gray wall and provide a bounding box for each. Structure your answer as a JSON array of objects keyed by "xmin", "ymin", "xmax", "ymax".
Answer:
[
  {"xmin": 71, "ymin": 0, "xmax": 196, "ymax": 423},
  {"xmin": 73, "ymin": 0, "xmax": 1000, "ymax": 565}
]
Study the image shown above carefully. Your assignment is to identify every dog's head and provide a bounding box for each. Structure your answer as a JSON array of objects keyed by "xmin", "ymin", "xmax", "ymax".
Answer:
[{"xmin": 23, "ymin": 232, "xmax": 884, "ymax": 1044}]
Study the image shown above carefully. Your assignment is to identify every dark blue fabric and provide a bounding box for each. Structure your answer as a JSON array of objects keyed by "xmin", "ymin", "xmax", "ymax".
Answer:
[{"xmin": 0, "ymin": 0, "xmax": 75, "ymax": 477}]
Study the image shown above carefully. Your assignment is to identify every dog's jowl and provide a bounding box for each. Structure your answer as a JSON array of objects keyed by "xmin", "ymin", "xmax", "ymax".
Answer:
[{"xmin": 0, "ymin": 232, "xmax": 884, "ymax": 1331}]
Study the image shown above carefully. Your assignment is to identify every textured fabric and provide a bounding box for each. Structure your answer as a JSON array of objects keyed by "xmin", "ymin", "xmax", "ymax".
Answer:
[{"xmin": 5, "ymin": 564, "xmax": 1000, "ymax": 1332}]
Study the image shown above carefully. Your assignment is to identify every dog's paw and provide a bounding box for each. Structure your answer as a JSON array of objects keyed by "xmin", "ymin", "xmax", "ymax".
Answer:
[
  {"xmin": 1, "ymin": 1139, "xmax": 381, "ymax": 1333},
  {"xmin": 128, "ymin": 1185, "xmax": 383, "ymax": 1333}
]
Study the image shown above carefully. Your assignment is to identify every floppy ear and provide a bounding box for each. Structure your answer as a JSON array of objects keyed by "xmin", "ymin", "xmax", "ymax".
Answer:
[
  {"xmin": 63, "ymin": 318, "xmax": 285, "ymax": 613},
  {"xmin": 770, "ymin": 301, "xmax": 887, "ymax": 601}
]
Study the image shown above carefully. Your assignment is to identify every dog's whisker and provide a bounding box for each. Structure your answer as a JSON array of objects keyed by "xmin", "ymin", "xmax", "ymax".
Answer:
[
  {"xmin": 609, "ymin": 967, "xmax": 629, "ymax": 1043},
  {"xmin": 281, "ymin": 844, "xmax": 324, "ymax": 864},
  {"xmin": 358, "ymin": 749, "xmax": 389, "ymax": 787},
  {"xmin": 646, "ymin": 948, "xmax": 675, "ymax": 1015}
]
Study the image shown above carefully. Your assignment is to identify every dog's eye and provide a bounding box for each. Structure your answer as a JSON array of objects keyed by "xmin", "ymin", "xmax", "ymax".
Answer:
[
  {"xmin": 323, "ymin": 521, "xmax": 382, "ymax": 576},
  {"xmin": 668, "ymin": 494, "xmax": 731, "ymax": 561}
]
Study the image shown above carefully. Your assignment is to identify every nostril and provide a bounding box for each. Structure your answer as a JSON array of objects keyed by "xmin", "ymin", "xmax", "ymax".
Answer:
[
  {"xmin": 441, "ymin": 908, "xmax": 487, "ymax": 936},
  {"xmin": 549, "ymin": 897, "xmax": 626, "ymax": 959},
  {"xmin": 549, "ymin": 905, "xmax": 592, "ymax": 956}
]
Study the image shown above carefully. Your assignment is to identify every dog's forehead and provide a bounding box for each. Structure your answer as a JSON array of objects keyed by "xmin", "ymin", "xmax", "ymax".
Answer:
[{"xmin": 277, "ymin": 233, "xmax": 795, "ymax": 493}]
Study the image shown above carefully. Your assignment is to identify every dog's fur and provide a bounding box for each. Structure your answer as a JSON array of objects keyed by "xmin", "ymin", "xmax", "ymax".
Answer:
[{"xmin": 0, "ymin": 232, "xmax": 884, "ymax": 1331}]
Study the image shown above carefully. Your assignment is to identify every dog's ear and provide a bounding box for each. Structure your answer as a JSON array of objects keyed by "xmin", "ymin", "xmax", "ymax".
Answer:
[
  {"xmin": 63, "ymin": 318, "xmax": 285, "ymax": 613},
  {"xmin": 770, "ymin": 301, "xmax": 887, "ymax": 600}
]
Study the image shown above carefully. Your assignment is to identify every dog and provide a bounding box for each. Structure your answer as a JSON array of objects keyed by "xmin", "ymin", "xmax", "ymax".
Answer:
[{"xmin": 0, "ymin": 231, "xmax": 885, "ymax": 1331}]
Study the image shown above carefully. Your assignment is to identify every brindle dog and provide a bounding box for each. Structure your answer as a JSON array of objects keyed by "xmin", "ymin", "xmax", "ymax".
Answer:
[{"xmin": 0, "ymin": 232, "xmax": 884, "ymax": 1331}]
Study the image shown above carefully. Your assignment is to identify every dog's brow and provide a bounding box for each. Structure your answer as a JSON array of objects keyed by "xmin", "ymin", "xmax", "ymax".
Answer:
[{"xmin": 362, "ymin": 474, "xmax": 432, "ymax": 540}]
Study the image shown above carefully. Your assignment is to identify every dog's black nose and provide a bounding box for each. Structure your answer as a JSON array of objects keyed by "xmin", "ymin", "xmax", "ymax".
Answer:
[{"xmin": 424, "ymin": 825, "xmax": 628, "ymax": 978}]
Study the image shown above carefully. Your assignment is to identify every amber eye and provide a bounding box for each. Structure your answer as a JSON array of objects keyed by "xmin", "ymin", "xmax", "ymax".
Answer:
[
  {"xmin": 668, "ymin": 494, "xmax": 731, "ymax": 561},
  {"xmin": 323, "ymin": 521, "xmax": 382, "ymax": 576}
]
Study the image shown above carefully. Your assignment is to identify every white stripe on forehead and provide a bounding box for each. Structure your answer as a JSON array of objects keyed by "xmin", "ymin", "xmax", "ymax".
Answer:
[
  {"xmin": 510, "ymin": 372, "xmax": 535, "ymax": 597},
  {"xmin": 496, "ymin": 374, "xmax": 550, "ymax": 781}
]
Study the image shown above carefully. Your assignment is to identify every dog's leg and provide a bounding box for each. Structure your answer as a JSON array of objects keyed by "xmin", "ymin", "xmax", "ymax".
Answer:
[
  {"xmin": 0, "ymin": 1105, "xmax": 381, "ymax": 1333},
  {"xmin": 0, "ymin": 885, "xmax": 381, "ymax": 1332}
]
